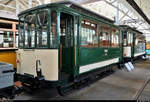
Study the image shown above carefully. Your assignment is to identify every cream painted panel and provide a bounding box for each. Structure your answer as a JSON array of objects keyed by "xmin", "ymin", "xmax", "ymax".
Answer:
[
  {"xmin": 17, "ymin": 49, "xmax": 37, "ymax": 77},
  {"xmin": 35, "ymin": 50, "xmax": 58, "ymax": 81},
  {"xmin": 79, "ymin": 58, "xmax": 119, "ymax": 74},
  {"xmin": 123, "ymin": 47, "xmax": 127, "ymax": 56},
  {"xmin": 134, "ymin": 52, "xmax": 145, "ymax": 57},
  {"xmin": 124, "ymin": 47, "xmax": 131, "ymax": 57}
]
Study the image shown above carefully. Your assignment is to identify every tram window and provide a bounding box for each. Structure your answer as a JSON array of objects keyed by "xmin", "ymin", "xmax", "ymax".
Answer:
[
  {"xmin": 50, "ymin": 11, "xmax": 57, "ymax": 48},
  {"xmin": 24, "ymin": 14, "xmax": 36, "ymax": 48},
  {"xmin": 123, "ymin": 34, "xmax": 127, "ymax": 46},
  {"xmin": 16, "ymin": 31, "xmax": 19, "ymax": 48},
  {"xmin": 111, "ymin": 27, "xmax": 120, "ymax": 47},
  {"xmin": 60, "ymin": 20, "xmax": 66, "ymax": 36},
  {"xmin": 135, "ymin": 34, "xmax": 145, "ymax": 53},
  {"xmin": 128, "ymin": 32, "xmax": 133, "ymax": 46},
  {"xmin": 24, "ymin": 22, "xmax": 29, "ymax": 47},
  {"xmin": 31, "ymin": 24, "xmax": 35, "ymax": 47},
  {"xmin": 1, "ymin": 31, "xmax": 13, "ymax": 47},
  {"xmin": 74, "ymin": 16, "xmax": 78, "ymax": 46},
  {"xmin": 37, "ymin": 10, "xmax": 48, "ymax": 47},
  {"xmin": 85, "ymin": 21, "xmax": 90, "ymax": 25},
  {"xmin": 19, "ymin": 17, "xmax": 24, "ymax": 48},
  {"xmin": 99, "ymin": 24, "xmax": 111, "ymax": 47},
  {"xmin": 81, "ymin": 19, "xmax": 98, "ymax": 48},
  {"xmin": 81, "ymin": 20, "xmax": 85, "ymax": 24}
]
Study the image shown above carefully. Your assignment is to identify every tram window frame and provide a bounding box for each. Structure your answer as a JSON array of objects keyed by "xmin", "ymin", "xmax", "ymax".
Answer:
[
  {"xmin": 81, "ymin": 18, "xmax": 98, "ymax": 48},
  {"xmin": 98, "ymin": 23, "xmax": 111, "ymax": 48},
  {"xmin": 18, "ymin": 16, "xmax": 24, "ymax": 48},
  {"xmin": 24, "ymin": 14, "xmax": 36, "ymax": 48},
  {"xmin": 134, "ymin": 34, "xmax": 145, "ymax": 53},
  {"xmin": 74, "ymin": 16, "xmax": 79, "ymax": 46},
  {"xmin": 111, "ymin": 27, "xmax": 120, "ymax": 48},
  {"xmin": 127, "ymin": 31, "xmax": 133, "ymax": 46},
  {"xmin": 50, "ymin": 10, "xmax": 58, "ymax": 48},
  {"xmin": 36, "ymin": 9, "xmax": 49, "ymax": 48},
  {"xmin": 18, "ymin": 9, "xmax": 59, "ymax": 49},
  {"xmin": 123, "ymin": 31, "xmax": 127, "ymax": 46}
]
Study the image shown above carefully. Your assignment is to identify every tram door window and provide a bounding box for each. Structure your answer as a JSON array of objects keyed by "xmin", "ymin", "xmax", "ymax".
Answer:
[
  {"xmin": 135, "ymin": 34, "xmax": 145, "ymax": 53},
  {"xmin": 111, "ymin": 28, "xmax": 120, "ymax": 47},
  {"xmin": 60, "ymin": 13, "xmax": 74, "ymax": 74},
  {"xmin": 128, "ymin": 32, "xmax": 133, "ymax": 46},
  {"xmin": 50, "ymin": 11, "xmax": 57, "ymax": 48},
  {"xmin": 123, "ymin": 33, "xmax": 127, "ymax": 46}
]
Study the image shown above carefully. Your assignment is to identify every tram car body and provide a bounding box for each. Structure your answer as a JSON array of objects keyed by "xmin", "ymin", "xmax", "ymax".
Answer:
[
  {"xmin": 16, "ymin": 1, "xmax": 123, "ymax": 89},
  {"xmin": 120, "ymin": 25, "xmax": 146, "ymax": 62}
]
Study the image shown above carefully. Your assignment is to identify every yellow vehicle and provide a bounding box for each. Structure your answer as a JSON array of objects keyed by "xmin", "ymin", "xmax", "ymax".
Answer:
[{"xmin": 0, "ymin": 17, "xmax": 18, "ymax": 68}]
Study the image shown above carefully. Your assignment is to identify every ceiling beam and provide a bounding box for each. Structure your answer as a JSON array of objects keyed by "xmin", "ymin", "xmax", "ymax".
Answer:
[
  {"xmin": 0, "ymin": 3, "xmax": 16, "ymax": 9},
  {"xmin": 138, "ymin": 28, "xmax": 150, "ymax": 30},
  {"xmin": 19, "ymin": 0, "xmax": 29, "ymax": 8},
  {"xmin": 5, "ymin": 0, "xmax": 13, "ymax": 5},
  {"xmin": 104, "ymin": 0, "xmax": 134, "ymax": 20},
  {"xmin": 72, "ymin": 0, "xmax": 103, "ymax": 4},
  {"xmin": 126, "ymin": 0, "xmax": 150, "ymax": 25},
  {"xmin": 119, "ymin": 10, "xmax": 129, "ymax": 22}
]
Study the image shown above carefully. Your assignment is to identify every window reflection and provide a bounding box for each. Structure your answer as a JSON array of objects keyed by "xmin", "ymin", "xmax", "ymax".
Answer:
[
  {"xmin": 37, "ymin": 10, "xmax": 48, "ymax": 47},
  {"xmin": 81, "ymin": 19, "xmax": 98, "ymax": 48},
  {"xmin": 19, "ymin": 17, "xmax": 24, "ymax": 47},
  {"xmin": 99, "ymin": 24, "xmax": 111, "ymax": 47},
  {"xmin": 135, "ymin": 34, "xmax": 145, "ymax": 53},
  {"xmin": 128, "ymin": 32, "xmax": 133, "ymax": 46},
  {"xmin": 24, "ymin": 14, "xmax": 36, "ymax": 48},
  {"xmin": 111, "ymin": 28, "xmax": 119, "ymax": 47},
  {"xmin": 50, "ymin": 11, "xmax": 57, "ymax": 48},
  {"xmin": 19, "ymin": 10, "xmax": 58, "ymax": 49},
  {"xmin": 0, "ymin": 31, "xmax": 13, "ymax": 48}
]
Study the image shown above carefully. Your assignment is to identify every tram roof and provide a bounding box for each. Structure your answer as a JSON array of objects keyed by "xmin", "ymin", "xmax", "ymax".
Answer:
[
  {"xmin": 119, "ymin": 25, "xmax": 143, "ymax": 35},
  {"xmin": 18, "ymin": 1, "xmax": 114, "ymax": 24}
]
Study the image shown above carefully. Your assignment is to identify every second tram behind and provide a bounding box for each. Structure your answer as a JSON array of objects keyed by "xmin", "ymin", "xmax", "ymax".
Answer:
[{"xmin": 120, "ymin": 25, "xmax": 146, "ymax": 62}]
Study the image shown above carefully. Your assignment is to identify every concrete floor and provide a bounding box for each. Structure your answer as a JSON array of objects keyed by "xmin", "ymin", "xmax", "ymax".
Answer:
[{"xmin": 14, "ymin": 59, "xmax": 150, "ymax": 100}]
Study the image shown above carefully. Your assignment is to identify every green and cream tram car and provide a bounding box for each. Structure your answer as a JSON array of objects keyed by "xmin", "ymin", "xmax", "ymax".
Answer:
[
  {"xmin": 16, "ymin": 1, "xmax": 123, "ymax": 92},
  {"xmin": 120, "ymin": 25, "xmax": 146, "ymax": 62}
]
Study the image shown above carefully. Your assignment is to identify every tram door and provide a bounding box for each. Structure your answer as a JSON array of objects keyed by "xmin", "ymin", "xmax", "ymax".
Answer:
[{"xmin": 60, "ymin": 13, "xmax": 74, "ymax": 75}]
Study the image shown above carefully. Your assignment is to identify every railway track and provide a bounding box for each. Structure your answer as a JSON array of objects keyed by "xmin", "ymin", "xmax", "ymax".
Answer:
[{"xmin": 133, "ymin": 77, "xmax": 150, "ymax": 100}]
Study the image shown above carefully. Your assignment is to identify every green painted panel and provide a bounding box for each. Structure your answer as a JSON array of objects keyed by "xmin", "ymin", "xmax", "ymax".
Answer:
[
  {"xmin": 80, "ymin": 47, "xmax": 121, "ymax": 66},
  {"xmin": 62, "ymin": 47, "xmax": 74, "ymax": 74}
]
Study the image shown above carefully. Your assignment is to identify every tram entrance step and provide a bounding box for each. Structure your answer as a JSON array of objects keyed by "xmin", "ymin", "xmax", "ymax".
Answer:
[{"xmin": 124, "ymin": 62, "xmax": 135, "ymax": 72}]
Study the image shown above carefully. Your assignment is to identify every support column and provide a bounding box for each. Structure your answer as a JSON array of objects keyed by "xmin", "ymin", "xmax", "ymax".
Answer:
[{"xmin": 12, "ymin": 23, "xmax": 16, "ymax": 48}]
